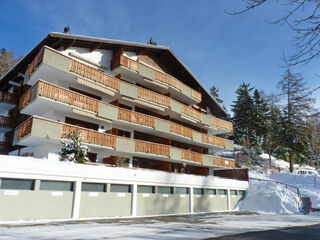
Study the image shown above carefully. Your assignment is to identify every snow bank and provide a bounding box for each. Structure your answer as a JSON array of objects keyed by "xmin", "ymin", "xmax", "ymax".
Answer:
[{"xmin": 237, "ymin": 180, "xmax": 300, "ymax": 214}]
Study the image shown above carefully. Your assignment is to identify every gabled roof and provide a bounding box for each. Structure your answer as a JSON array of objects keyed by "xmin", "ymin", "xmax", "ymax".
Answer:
[{"xmin": 0, "ymin": 32, "xmax": 228, "ymax": 118}]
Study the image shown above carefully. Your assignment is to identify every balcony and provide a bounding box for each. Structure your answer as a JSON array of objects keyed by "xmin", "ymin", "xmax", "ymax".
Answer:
[
  {"xmin": 15, "ymin": 116, "xmax": 235, "ymax": 169},
  {"xmin": 26, "ymin": 46, "xmax": 232, "ymax": 134},
  {"xmin": 111, "ymin": 52, "xmax": 201, "ymax": 105},
  {"xmin": 0, "ymin": 116, "xmax": 13, "ymax": 133},
  {"xmin": 19, "ymin": 80, "xmax": 234, "ymax": 151},
  {"xmin": 0, "ymin": 91, "xmax": 18, "ymax": 111}
]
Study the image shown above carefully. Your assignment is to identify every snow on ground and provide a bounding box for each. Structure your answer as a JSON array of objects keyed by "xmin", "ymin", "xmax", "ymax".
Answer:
[
  {"xmin": 0, "ymin": 213, "xmax": 319, "ymax": 240},
  {"xmin": 237, "ymin": 180, "xmax": 300, "ymax": 214}
]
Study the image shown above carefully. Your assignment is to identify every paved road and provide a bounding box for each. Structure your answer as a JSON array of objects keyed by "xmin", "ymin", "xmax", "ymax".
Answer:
[{"xmin": 208, "ymin": 223, "xmax": 320, "ymax": 240}]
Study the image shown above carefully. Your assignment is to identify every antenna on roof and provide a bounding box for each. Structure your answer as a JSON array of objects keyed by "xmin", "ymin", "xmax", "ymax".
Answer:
[
  {"xmin": 147, "ymin": 37, "xmax": 157, "ymax": 45},
  {"xmin": 64, "ymin": 25, "xmax": 70, "ymax": 34}
]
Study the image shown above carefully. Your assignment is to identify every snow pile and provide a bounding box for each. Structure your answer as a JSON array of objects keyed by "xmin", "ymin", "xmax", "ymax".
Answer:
[
  {"xmin": 270, "ymin": 172, "xmax": 320, "ymax": 208},
  {"xmin": 237, "ymin": 180, "xmax": 300, "ymax": 214}
]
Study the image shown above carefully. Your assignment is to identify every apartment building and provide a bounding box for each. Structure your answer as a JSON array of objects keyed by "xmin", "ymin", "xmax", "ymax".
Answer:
[{"xmin": 0, "ymin": 33, "xmax": 248, "ymax": 220}]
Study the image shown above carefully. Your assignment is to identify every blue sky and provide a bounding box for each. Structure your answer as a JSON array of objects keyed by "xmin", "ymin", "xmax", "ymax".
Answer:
[{"xmin": 1, "ymin": 0, "xmax": 319, "ymax": 112}]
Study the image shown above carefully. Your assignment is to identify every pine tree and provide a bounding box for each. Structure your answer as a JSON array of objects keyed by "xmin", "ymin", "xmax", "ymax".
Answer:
[
  {"xmin": 209, "ymin": 85, "xmax": 223, "ymax": 104},
  {"xmin": 60, "ymin": 129, "xmax": 89, "ymax": 163},
  {"xmin": 251, "ymin": 89, "xmax": 269, "ymax": 150},
  {"xmin": 231, "ymin": 83, "xmax": 254, "ymax": 148},
  {"xmin": 0, "ymin": 48, "xmax": 19, "ymax": 77},
  {"xmin": 277, "ymin": 69, "xmax": 314, "ymax": 172}
]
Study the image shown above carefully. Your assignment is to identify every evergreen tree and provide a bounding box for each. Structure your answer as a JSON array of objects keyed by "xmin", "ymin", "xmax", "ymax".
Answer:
[
  {"xmin": 209, "ymin": 85, "xmax": 223, "ymax": 104},
  {"xmin": 251, "ymin": 89, "xmax": 269, "ymax": 150},
  {"xmin": 277, "ymin": 69, "xmax": 314, "ymax": 172},
  {"xmin": 60, "ymin": 129, "xmax": 89, "ymax": 163},
  {"xmin": 231, "ymin": 83, "xmax": 254, "ymax": 148},
  {"xmin": 0, "ymin": 48, "xmax": 19, "ymax": 77}
]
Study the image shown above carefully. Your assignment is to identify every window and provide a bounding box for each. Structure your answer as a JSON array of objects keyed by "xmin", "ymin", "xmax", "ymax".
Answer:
[
  {"xmin": 40, "ymin": 180, "xmax": 74, "ymax": 191},
  {"xmin": 230, "ymin": 190, "xmax": 237, "ymax": 195},
  {"xmin": 82, "ymin": 182, "xmax": 106, "ymax": 192},
  {"xmin": 0, "ymin": 178, "xmax": 34, "ymax": 190},
  {"xmin": 206, "ymin": 189, "xmax": 216, "ymax": 195},
  {"xmin": 238, "ymin": 190, "xmax": 246, "ymax": 196},
  {"xmin": 110, "ymin": 184, "xmax": 131, "ymax": 193},
  {"xmin": 218, "ymin": 189, "xmax": 227, "ymax": 195},
  {"xmin": 193, "ymin": 188, "xmax": 204, "ymax": 195},
  {"xmin": 158, "ymin": 186, "xmax": 173, "ymax": 194},
  {"xmin": 138, "ymin": 185, "xmax": 155, "ymax": 193},
  {"xmin": 176, "ymin": 187, "xmax": 189, "ymax": 194}
]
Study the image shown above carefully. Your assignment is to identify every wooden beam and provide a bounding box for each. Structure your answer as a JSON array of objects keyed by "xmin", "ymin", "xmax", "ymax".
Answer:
[
  {"xmin": 90, "ymin": 42, "xmax": 102, "ymax": 52},
  {"xmin": 51, "ymin": 38, "xmax": 63, "ymax": 49},
  {"xmin": 63, "ymin": 39, "xmax": 75, "ymax": 51}
]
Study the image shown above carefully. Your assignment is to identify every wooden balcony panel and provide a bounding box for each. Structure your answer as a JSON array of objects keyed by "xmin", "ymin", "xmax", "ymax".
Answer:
[
  {"xmin": 213, "ymin": 156, "xmax": 235, "ymax": 168},
  {"xmin": 38, "ymin": 81, "xmax": 99, "ymax": 113},
  {"xmin": 211, "ymin": 117, "xmax": 233, "ymax": 131},
  {"xmin": 29, "ymin": 47, "xmax": 44, "ymax": 76},
  {"xmin": 70, "ymin": 60, "xmax": 120, "ymax": 91},
  {"xmin": 0, "ymin": 116, "xmax": 13, "ymax": 128},
  {"xmin": 118, "ymin": 108, "xmax": 155, "ymax": 128},
  {"xmin": 0, "ymin": 142, "xmax": 10, "ymax": 154},
  {"xmin": 182, "ymin": 105, "xmax": 202, "ymax": 121},
  {"xmin": 155, "ymin": 71, "xmax": 182, "ymax": 91},
  {"xmin": 191, "ymin": 89, "xmax": 201, "ymax": 102},
  {"xmin": 62, "ymin": 124, "xmax": 116, "ymax": 148},
  {"xmin": 201, "ymin": 134, "xmax": 225, "ymax": 148},
  {"xmin": 2, "ymin": 92, "xmax": 18, "ymax": 105},
  {"xmin": 18, "ymin": 117, "xmax": 33, "ymax": 140},
  {"xmin": 138, "ymin": 88, "xmax": 170, "ymax": 107},
  {"xmin": 135, "ymin": 140, "xmax": 170, "ymax": 157},
  {"xmin": 170, "ymin": 122, "xmax": 193, "ymax": 139},
  {"xmin": 120, "ymin": 55, "xmax": 139, "ymax": 72},
  {"xmin": 181, "ymin": 150, "xmax": 202, "ymax": 163}
]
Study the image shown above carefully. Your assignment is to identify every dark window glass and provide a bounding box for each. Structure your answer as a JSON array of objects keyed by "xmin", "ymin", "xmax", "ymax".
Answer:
[
  {"xmin": 176, "ymin": 187, "xmax": 189, "ymax": 194},
  {"xmin": 138, "ymin": 185, "xmax": 155, "ymax": 193},
  {"xmin": 206, "ymin": 189, "xmax": 216, "ymax": 195},
  {"xmin": 238, "ymin": 190, "xmax": 246, "ymax": 196},
  {"xmin": 218, "ymin": 189, "xmax": 227, "ymax": 195},
  {"xmin": 40, "ymin": 180, "xmax": 74, "ymax": 191},
  {"xmin": 82, "ymin": 183, "xmax": 106, "ymax": 192},
  {"xmin": 110, "ymin": 184, "xmax": 131, "ymax": 193},
  {"xmin": 230, "ymin": 190, "xmax": 237, "ymax": 195},
  {"xmin": 193, "ymin": 188, "xmax": 204, "ymax": 195},
  {"xmin": 158, "ymin": 186, "xmax": 173, "ymax": 194},
  {"xmin": 0, "ymin": 178, "xmax": 34, "ymax": 190}
]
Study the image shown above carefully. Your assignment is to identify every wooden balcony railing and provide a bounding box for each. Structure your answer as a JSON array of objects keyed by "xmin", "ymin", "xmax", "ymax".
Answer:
[
  {"xmin": 138, "ymin": 88, "xmax": 170, "ymax": 107},
  {"xmin": 0, "ymin": 142, "xmax": 10, "ymax": 154},
  {"xmin": 111, "ymin": 53, "xmax": 202, "ymax": 102},
  {"xmin": 62, "ymin": 125, "xmax": 116, "ymax": 148},
  {"xmin": 211, "ymin": 117, "xmax": 233, "ymax": 131},
  {"xmin": 182, "ymin": 105, "xmax": 202, "ymax": 121},
  {"xmin": 29, "ymin": 47, "xmax": 44, "ymax": 76},
  {"xmin": 1, "ymin": 92, "xmax": 18, "ymax": 105},
  {"xmin": 38, "ymin": 81, "xmax": 99, "ymax": 113},
  {"xmin": 182, "ymin": 150, "xmax": 202, "ymax": 163},
  {"xmin": 213, "ymin": 156, "xmax": 235, "ymax": 168},
  {"xmin": 201, "ymin": 134, "xmax": 225, "ymax": 148},
  {"xmin": 135, "ymin": 140, "xmax": 170, "ymax": 157},
  {"xmin": 70, "ymin": 60, "xmax": 120, "ymax": 91},
  {"xmin": 118, "ymin": 108, "xmax": 155, "ymax": 128},
  {"xmin": 155, "ymin": 71, "xmax": 182, "ymax": 91},
  {"xmin": 18, "ymin": 117, "xmax": 33, "ymax": 140},
  {"xmin": 0, "ymin": 116, "xmax": 13, "ymax": 128},
  {"xmin": 170, "ymin": 122, "xmax": 193, "ymax": 139}
]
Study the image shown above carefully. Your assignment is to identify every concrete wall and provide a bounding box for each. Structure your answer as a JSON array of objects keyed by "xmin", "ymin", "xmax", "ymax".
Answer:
[
  {"xmin": 137, "ymin": 193, "xmax": 189, "ymax": 216},
  {"xmin": 79, "ymin": 192, "xmax": 132, "ymax": 218},
  {"xmin": 193, "ymin": 195, "xmax": 228, "ymax": 212},
  {"xmin": 230, "ymin": 195, "xmax": 244, "ymax": 210}
]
